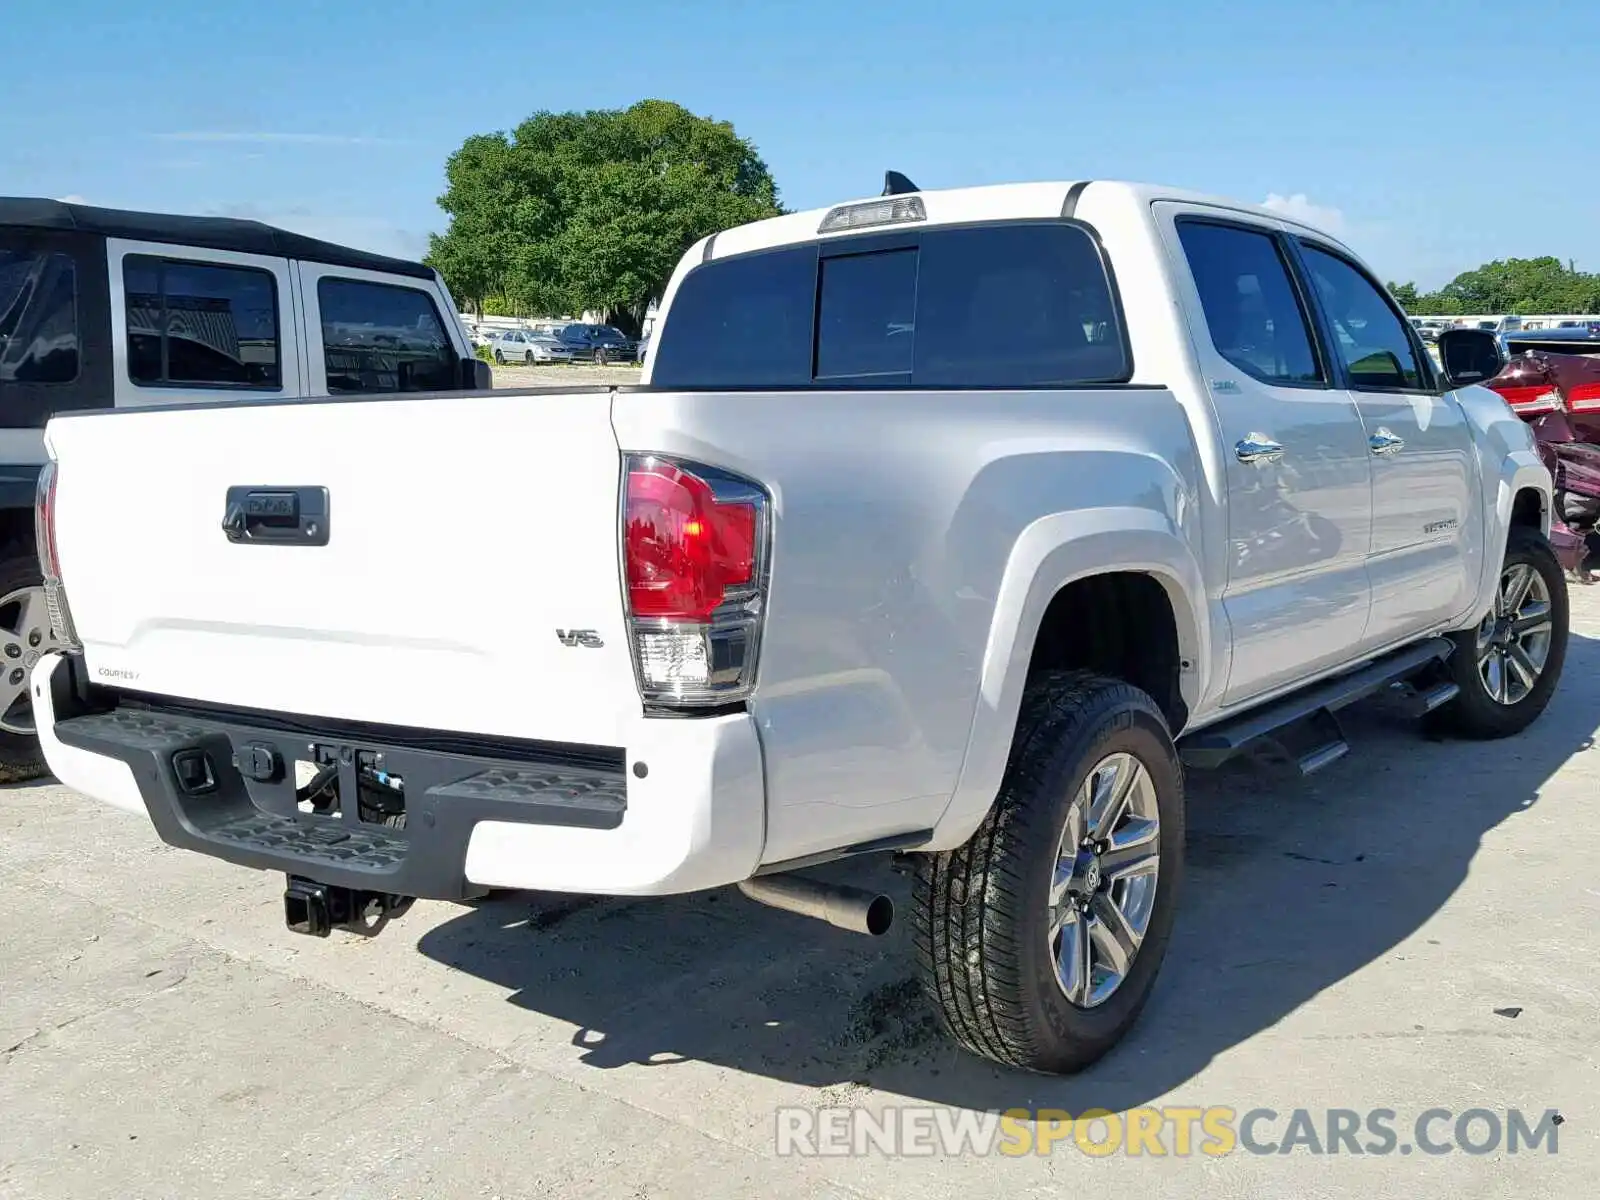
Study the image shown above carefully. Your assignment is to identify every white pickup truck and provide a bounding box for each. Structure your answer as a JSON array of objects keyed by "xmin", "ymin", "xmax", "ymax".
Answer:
[{"xmin": 33, "ymin": 176, "xmax": 1565, "ymax": 1075}]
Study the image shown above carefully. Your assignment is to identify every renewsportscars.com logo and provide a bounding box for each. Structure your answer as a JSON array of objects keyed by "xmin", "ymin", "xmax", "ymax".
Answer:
[{"xmin": 775, "ymin": 1105, "xmax": 1565, "ymax": 1158}]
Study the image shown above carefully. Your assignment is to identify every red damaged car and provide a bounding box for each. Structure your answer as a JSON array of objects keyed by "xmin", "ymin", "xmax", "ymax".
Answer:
[{"xmin": 1485, "ymin": 328, "xmax": 1600, "ymax": 579}]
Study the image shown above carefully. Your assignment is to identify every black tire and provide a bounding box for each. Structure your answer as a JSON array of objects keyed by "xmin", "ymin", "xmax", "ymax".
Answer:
[
  {"xmin": 911, "ymin": 671, "xmax": 1184, "ymax": 1074},
  {"xmin": 493, "ymin": 350, "xmax": 505, "ymax": 365},
  {"xmin": 0, "ymin": 551, "xmax": 50, "ymax": 784},
  {"xmin": 524, "ymin": 351, "xmax": 534, "ymax": 365},
  {"xmin": 1432, "ymin": 525, "xmax": 1568, "ymax": 739}
]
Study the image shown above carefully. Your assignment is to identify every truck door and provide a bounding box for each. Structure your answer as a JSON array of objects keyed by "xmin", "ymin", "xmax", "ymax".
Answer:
[
  {"xmin": 1291, "ymin": 240, "xmax": 1480, "ymax": 646},
  {"xmin": 1157, "ymin": 206, "xmax": 1374, "ymax": 705}
]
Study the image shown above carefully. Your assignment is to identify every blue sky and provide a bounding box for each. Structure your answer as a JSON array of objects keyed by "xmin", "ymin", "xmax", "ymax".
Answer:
[{"xmin": 6, "ymin": 0, "xmax": 1598, "ymax": 289}]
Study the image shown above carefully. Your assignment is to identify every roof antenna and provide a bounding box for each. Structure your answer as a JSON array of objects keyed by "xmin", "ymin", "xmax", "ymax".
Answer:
[{"xmin": 882, "ymin": 170, "xmax": 920, "ymax": 196}]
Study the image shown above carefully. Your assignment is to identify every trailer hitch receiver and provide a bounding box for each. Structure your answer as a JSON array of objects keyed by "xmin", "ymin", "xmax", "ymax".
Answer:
[{"xmin": 284, "ymin": 876, "xmax": 415, "ymax": 938}]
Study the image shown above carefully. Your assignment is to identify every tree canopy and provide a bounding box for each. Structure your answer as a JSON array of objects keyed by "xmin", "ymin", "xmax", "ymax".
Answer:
[
  {"xmin": 1388, "ymin": 257, "xmax": 1600, "ymax": 316},
  {"xmin": 426, "ymin": 100, "xmax": 782, "ymax": 330}
]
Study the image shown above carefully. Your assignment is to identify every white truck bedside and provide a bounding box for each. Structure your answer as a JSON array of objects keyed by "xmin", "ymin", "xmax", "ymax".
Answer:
[{"xmin": 31, "ymin": 175, "xmax": 1565, "ymax": 1074}]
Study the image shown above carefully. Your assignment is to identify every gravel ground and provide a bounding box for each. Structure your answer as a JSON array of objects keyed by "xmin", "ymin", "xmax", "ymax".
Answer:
[
  {"xmin": 490, "ymin": 362, "xmax": 642, "ymax": 389},
  {"xmin": 2, "ymin": 590, "xmax": 1597, "ymax": 1198}
]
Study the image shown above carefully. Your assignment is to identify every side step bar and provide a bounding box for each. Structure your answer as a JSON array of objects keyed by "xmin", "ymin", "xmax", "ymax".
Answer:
[{"xmin": 1179, "ymin": 637, "xmax": 1455, "ymax": 773}]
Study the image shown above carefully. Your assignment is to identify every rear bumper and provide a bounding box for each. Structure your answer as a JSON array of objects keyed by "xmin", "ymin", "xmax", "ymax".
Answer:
[{"xmin": 35, "ymin": 653, "xmax": 766, "ymax": 898}]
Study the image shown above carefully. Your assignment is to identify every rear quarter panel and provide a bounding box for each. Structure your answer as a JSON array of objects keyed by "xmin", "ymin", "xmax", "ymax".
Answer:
[{"xmin": 613, "ymin": 387, "xmax": 1207, "ymax": 864}]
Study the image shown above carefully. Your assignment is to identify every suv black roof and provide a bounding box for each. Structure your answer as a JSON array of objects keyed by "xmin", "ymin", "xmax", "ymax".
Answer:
[{"xmin": 0, "ymin": 197, "xmax": 434, "ymax": 280}]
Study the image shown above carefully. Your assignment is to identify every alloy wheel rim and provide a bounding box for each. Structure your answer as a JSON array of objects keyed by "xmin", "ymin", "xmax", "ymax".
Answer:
[
  {"xmin": 1047, "ymin": 751, "xmax": 1161, "ymax": 1009},
  {"xmin": 1475, "ymin": 562, "xmax": 1553, "ymax": 706},
  {"xmin": 0, "ymin": 585, "xmax": 56, "ymax": 736}
]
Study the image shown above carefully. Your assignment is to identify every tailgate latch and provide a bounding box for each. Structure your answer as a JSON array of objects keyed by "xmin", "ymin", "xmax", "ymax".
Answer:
[{"xmin": 222, "ymin": 486, "xmax": 330, "ymax": 546}]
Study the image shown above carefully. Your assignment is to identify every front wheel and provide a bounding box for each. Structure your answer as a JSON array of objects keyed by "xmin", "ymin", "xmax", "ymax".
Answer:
[
  {"xmin": 1433, "ymin": 525, "xmax": 1568, "ymax": 739},
  {"xmin": 912, "ymin": 671, "xmax": 1184, "ymax": 1074},
  {"xmin": 493, "ymin": 350, "xmax": 505, "ymax": 365},
  {"xmin": 524, "ymin": 351, "xmax": 534, "ymax": 365}
]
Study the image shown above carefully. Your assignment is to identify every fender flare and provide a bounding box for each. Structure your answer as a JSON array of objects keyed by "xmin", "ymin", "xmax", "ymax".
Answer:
[
  {"xmin": 1465, "ymin": 448, "xmax": 1552, "ymax": 625},
  {"xmin": 924, "ymin": 506, "xmax": 1208, "ymax": 851}
]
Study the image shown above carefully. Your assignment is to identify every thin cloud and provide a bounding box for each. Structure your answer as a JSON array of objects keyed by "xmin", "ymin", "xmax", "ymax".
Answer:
[
  {"xmin": 153, "ymin": 131, "xmax": 404, "ymax": 146},
  {"xmin": 1261, "ymin": 192, "xmax": 1346, "ymax": 235}
]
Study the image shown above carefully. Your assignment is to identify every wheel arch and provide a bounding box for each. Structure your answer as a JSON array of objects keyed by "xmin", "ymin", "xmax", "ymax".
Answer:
[{"xmin": 924, "ymin": 508, "xmax": 1206, "ymax": 852}]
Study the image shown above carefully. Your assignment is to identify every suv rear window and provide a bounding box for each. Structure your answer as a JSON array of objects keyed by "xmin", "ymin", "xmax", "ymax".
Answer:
[
  {"xmin": 124, "ymin": 255, "xmax": 281, "ymax": 389},
  {"xmin": 650, "ymin": 222, "xmax": 1129, "ymax": 389},
  {"xmin": 318, "ymin": 278, "xmax": 456, "ymax": 393},
  {"xmin": 0, "ymin": 246, "xmax": 78, "ymax": 384}
]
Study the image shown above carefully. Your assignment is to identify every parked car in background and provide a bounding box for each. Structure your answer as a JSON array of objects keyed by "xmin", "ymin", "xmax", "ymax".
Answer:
[
  {"xmin": 557, "ymin": 322, "xmax": 638, "ymax": 363},
  {"xmin": 0, "ymin": 196, "xmax": 485, "ymax": 780},
  {"xmin": 486, "ymin": 328, "xmax": 573, "ymax": 365},
  {"xmin": 1473, "ymin": 327, "xmax": 1600, "ymax": 576}
]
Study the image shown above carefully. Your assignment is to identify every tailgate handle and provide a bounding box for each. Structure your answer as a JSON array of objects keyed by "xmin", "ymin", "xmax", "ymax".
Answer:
[{"xmin": 223, "ymin": 486, "xmax": 330, "ymax": 546}]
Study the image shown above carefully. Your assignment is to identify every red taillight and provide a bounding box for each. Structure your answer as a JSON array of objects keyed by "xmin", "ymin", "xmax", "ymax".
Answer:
[
  {"xmin": 35, "ymin": 460, "xmax": 60, "ymax": 580},
  {"xmin": 1567, "ymin": 382, "xmax": 1600, "ymax": 412},
  {"xmin": 1491, "ymin": 383, "xmax": 1564, "ymax": 415},
  {"xmin": 621, "ymin": 456, "xmax": 770, "ymax": 706},
  {"xmin": 625, "ymin": 461, "xmax": 758, "ymax": 622},
  {"xmin": 32, "ymin": 458, "xmax": 80, "ymax": 650}
]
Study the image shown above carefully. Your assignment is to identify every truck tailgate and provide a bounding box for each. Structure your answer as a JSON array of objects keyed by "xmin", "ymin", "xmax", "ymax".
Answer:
[{"xmin": 46, "ymin": 391, "xmax": 639, "ymax": 747}]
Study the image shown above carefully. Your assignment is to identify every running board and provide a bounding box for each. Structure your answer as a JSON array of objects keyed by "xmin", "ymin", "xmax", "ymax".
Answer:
[{"xmin": 1179, "ymin": 637, "xmax": 1454, "ymax": 771}]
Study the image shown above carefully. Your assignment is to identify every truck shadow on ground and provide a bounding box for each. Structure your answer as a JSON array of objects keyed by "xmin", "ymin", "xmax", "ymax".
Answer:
[{"xmin": 416, "ymin": 631, "xmax": 1600, "ymax": 1112}]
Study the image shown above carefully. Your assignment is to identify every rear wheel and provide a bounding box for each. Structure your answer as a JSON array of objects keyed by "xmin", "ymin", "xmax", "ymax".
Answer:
[
  {"xmin": 0, "ymin": 552, "xmax": 53, "ymax": 783},
  {"xmin": 912, "ymin": 671, "xmax": 1184, "ymax": 1074},
  {"xmin": 1433, "ymin": 525, "xmax": 1568, "ymax": 739}
]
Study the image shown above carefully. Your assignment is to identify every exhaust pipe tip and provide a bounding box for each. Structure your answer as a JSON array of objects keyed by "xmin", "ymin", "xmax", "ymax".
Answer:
[
  {"xmin": 860, "ymin": 892, "xmax": 895, "ymax": 937},
  {"xmin": 738, "ymin": 875, "xmax": 895, "ymax": 937}
]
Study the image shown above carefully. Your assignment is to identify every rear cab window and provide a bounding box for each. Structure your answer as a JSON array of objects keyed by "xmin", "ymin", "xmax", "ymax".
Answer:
[
  {"xmin": 650, "ymin": 221, "xmax": 1130, "ymax": 389},
  {"xmin": 317, "ymin": 277, "xmax": 457, "ymax": 394}
]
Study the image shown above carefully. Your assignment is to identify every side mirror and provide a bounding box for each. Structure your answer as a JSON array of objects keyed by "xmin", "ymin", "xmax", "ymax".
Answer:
[
  {"xmin": 460, "ymin": 356, "xmax": 492, "ymax": 390},
  {"xmin": 1437, "ymin": 328, "xmax": 1508, "ymax": 390}
]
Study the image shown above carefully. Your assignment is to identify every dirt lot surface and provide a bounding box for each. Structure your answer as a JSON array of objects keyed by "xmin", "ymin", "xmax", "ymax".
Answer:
[
  {"xmin": 3, "ymin": 591, "xmax": 1596, "ymax": 1198},
  {"xmin": 490, "ymin": 362, "xmax": 642, "ymax": 389}
]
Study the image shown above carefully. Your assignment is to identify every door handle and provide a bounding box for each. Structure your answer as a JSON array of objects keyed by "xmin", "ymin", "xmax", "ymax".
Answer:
[
  {"xmin": 1369, "ymin": 428, "xmax": 1405, "ymax": 456},
  {"xmin": 1235, "ymin": 434, "xmax": 1285, "ymax": 465}
]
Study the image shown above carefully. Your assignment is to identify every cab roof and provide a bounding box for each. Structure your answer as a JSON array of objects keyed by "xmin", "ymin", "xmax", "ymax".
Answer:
[
  {"xmin": 703, "ymin": 179, "xmax": 1353, "ymax": 261},
  {"xmin": 0, "ymin": 196, "xmax": 435, "ymax": 280}
]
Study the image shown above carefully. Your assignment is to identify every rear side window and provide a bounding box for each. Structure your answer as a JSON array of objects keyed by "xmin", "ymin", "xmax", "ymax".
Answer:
[
  {"xmin": 0, "ymin": 245, "xmax": 78, "ymax": 384},
  {"xmin": 124, "ymin": 255, "xmax": 281, "ymax": 388},
  {"xmin": 1176, "ymin": 222, "xmax": 1323, "ymax": 386},
  {"xmin": 318, "ymin": 278, "xmax": 457, "ymax": 394},
  {"xmin": 650, "ymin": 222, "xmax": 1129, "ymax": 389}
]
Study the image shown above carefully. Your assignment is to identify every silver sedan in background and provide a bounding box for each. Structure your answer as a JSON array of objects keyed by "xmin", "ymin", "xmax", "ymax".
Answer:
[{"xmin": 485, "ymin": 328, "xmax": 573, "ymax": 365}]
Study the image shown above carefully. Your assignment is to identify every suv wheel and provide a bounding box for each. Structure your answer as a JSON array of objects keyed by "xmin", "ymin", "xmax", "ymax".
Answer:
[
  {"xmin": 0, "ymin": 551, "xmax": 53, "ymax": 783},
  {"xmin": 912, "ymin": 671, "xmax": 1184, "ymax": 1074},
  {"xmin": 1433, "ymin": 525, "xmax": 1568, "ymax": 738}
]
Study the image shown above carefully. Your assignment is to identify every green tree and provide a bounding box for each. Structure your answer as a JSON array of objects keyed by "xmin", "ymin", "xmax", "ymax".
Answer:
[
  {"xmin": 1392, "ymin": 256, "xmax": 1600, "ymax": 315},
  {"xmin": 426, "ymin": 100, "xmax": 782, "ymax": 331},
  {"xmin": 1387, "ymin": 281, "xmax": 1419, "ymax": 310}
]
